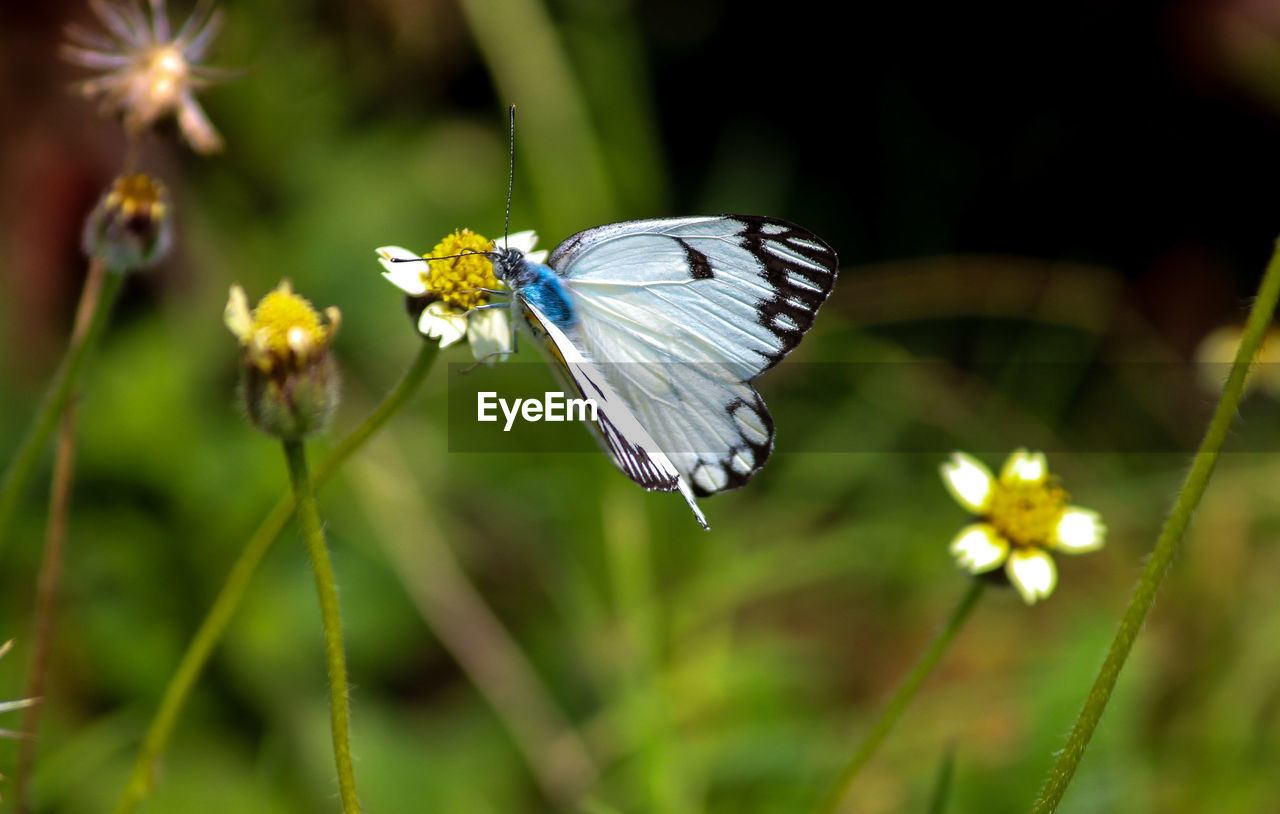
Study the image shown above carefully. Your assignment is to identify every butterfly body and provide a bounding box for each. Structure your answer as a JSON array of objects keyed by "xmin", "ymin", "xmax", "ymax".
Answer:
[
  {"xmin": 491, "ymin": 248, "xmax": 577, "ymax": 329},
  {"xmin": 489, "ymin": 215, "xmax": 838, "ymax": 529}
]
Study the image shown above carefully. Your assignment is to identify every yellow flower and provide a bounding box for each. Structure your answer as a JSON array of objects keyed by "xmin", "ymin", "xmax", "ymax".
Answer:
[
  {"xmin": 225, "ymin": 281, "xmax": 341, "ymax": 439},
  {"xmin": 62, "ymin": 0, "xmax": 230, "ymax": 153},
  {"xmin": 941, "ymin": 449, "xmax": 1105, "ymax": 604},
  {"xmin": 377, "ymin": 229, "xmax": 545, "ymax": 362}
]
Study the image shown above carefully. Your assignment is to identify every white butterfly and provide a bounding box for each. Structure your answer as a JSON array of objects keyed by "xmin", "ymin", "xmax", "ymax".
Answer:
[{"xmin": 482, "ymin": 215, "xmax": 839, "ymax": 529}]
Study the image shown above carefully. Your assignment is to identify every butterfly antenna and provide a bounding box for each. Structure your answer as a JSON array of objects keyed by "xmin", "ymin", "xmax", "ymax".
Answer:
[
  {"xmin": 504, "ymin": 104, "xmax": 516, "ymax": 245},
  {"xmin": 384, "ymin": 249, "xmax": 494, "ymax": 263}
]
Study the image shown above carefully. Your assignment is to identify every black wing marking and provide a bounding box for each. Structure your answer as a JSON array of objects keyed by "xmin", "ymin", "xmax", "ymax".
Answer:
[{"xmin": 735, "ymin": 216, "xmax": 838, "ymax": 370}]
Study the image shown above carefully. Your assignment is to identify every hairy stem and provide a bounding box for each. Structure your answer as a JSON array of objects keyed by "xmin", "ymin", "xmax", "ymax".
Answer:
[
  {"xmin": 1031, "ymin": 238, "xmax": 1280, "ymax": 812},
  {"xmin": 112, "ymin": 344, "xmax": 436, "ymax": 813},
  {"xmin": 283, "ymin": 438, "xmax": 361, "ymax": 814}
]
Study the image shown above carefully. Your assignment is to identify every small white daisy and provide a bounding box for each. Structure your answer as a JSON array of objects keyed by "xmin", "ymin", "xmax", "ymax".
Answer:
[{"xmin": 941, "ymin": 449, "xmax": 1106, "ymax": 604}]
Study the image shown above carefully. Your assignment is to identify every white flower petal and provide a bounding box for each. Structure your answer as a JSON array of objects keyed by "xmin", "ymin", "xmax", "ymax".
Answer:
[
  {"xmin": 495, "ymin": 229, "xmax": 539, "ymax": 255},
  {"xmin": 175, "ymin": 90, "xmax": 222, "ymax": 154},
  {"xmin": 377, "ymin": 246, "xmax": 430, "ymax": 295},
  {"xmin": 467, "ymin": 308, "xmax": 514, "ymax": 364},
  {"xmin": 949, "ymin": 524, "xmax": 1009, "ymax": 573},
  {"xmin": 940, "ymin": 452, "xmax": 995, "ymax": 513},
  {"xmin": 249, "ymin": 327, "xmax": 271, "ymax": 358},
  {"xmin": 376, "ymin": 245, "xmax": 420, "ymax": 261},
  {"xmin": 381, "ymin": 266, "xmax": 429, "ymax": 296},
  {"xmin": 1000, "ymin": 448, "xmax": 1048, "ymax": 485},
  {"xmin": 1053, "ymin": 507, "xmax": 1106, "ymax": 553},
  {"xmin": 417, "ymin": 302, "xmax": 467, "ymax": 348},
  {"xmin": 224, "ymin": 285, "xmax": 253, "ymax": 342},
  {"xmin": 286, "ymin": 325, "xmax": 314, "ymax": 357},
  {"xmin": 1006, "ymin": 549, "xmax": 1057, "ymax": 604}
]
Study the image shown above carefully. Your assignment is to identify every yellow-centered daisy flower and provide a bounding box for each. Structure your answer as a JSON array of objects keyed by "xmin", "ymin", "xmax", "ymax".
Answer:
[
  {"xmin": 941, "ymin": 449, "xmax": 1105, "ymax": 604},
  {"xmin": 377, "ymin": 229, "xmax": 545, "ymax": 362},
  {"xmin": 62, "ymin": 0, "xmax": 230, "ymax": 153}
]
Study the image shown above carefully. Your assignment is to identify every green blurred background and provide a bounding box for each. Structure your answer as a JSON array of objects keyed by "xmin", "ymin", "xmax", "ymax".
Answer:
[{"xmin": 3, "ymin": 1, "xmax": 1280, "ymax": 812}]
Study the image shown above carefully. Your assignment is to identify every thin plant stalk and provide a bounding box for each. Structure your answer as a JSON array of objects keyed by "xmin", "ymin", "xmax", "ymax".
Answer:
[
  {"xmin": 11, "ymin": 257, "xmax": 109, "ymax": 812},
  {"xmin": 112, "ymin": 344, "xmax": 437, "ymax": 814},
  {"xmin": 1030, "ymin": 239, "xmax": 1280, "ymax": 812},
  {"xmin": 12, "ymin": 407, "xmax": 79, "ymax": 814},
  {"xmin": 283, "ymin": 438, "xmax": 361, "ymax": 814},
  {"xmin": 822, "ymin": 581, "xmax": 985, "ymax": 814},
  {"xmin": 0, "ymin": 260, "xmax": 123, "ymax": 556}
]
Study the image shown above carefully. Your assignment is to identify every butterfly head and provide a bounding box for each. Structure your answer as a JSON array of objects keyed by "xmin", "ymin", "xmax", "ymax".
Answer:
[{"xmin": 489, "ymin": 245, "xmax": 539, "ymax": 290}]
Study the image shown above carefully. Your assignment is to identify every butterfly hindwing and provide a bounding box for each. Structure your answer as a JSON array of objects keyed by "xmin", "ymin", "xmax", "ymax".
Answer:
[
  {"xmin": 518, "ymin": 297, "xmax": 709, "ymax": 527},
  {"xmin": 544, "ymin": 215, "xmax": 837, "ymax": 495},
  {"xmin": 621, "ymin": 365, "xmax": 776, "ymax": 497}
]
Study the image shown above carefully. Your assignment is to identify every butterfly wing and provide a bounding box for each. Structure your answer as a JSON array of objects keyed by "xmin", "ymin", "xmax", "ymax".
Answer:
[
  {"xmin": 548, "ymin": 215, "xmax": 838, "ymax": 495},
  {"xmin": 517, "ymin": 297, "xmax": 709, "ymax": 528}
]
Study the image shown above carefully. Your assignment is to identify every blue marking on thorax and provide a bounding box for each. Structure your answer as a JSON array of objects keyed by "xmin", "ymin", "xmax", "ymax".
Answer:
[{"xmin": 515, "ymin": 261, "xmax": 576, "ymax": 328}]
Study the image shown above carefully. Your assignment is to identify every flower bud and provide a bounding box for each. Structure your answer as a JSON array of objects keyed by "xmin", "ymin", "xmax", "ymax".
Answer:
[
  {"xmin": 82, "ymin": 174, "xmax": 173, "ymax": 272},
  {"xmin": 224, "ymin": 281, "xmax": 341, "ymax": 440}
]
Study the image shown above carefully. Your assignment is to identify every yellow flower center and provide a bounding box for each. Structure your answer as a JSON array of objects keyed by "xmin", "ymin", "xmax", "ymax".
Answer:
[
  {"xmin": 987, "ymin": 480, "xmax": 1067, "ymax": 548},
  {"xmin": 424, "ymin": 229, "xmax": 500, "ymax": 311},
  {"xmin": 253, "ymin": 285, "xmax": 326, "ymax": 359},
  {"xmin": 107, "ymin": 174, "xmax": 166, "ymax": 221}
]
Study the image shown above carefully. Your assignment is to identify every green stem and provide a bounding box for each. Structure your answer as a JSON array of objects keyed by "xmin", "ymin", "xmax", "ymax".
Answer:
[
  {"xmin": 14, "ymin": 256, "xmax": 108, "ymax": 813},
  {"xmin": 111, "ymin": 344, "xmax": 437, "ymax": 814},
  {"xmin": 822, "ymin": 581, "xmax": 984, "ymax": 814},
  {"xmin": 1030, "ymin": 240, "xmax": 1280, "ymax": 812},
  {"xmin": 283, "ymin": 438, "xmax": 361, "ymax": 814},
  {"xmin": 0, "ymin": 267, "xmax": 124, "ymax": 557}
]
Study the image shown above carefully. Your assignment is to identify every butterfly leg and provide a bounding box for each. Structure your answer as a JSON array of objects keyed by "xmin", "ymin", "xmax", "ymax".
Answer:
[
  {"xmin": 460, "ymin": 348, "xmax": 518, "ymax": 373},
  {"xmin": 462, "ymin": 303, "xmax": 509, "ymax": 315},
  {"xmin": 457, "ymin": 301, "xmax": 518, "ymax": 373}
]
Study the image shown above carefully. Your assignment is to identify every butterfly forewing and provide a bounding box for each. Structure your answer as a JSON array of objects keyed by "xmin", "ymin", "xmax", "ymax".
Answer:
[{"xmin": 550, "ymin": 216, "xmax": 837, "ymax": 371}]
